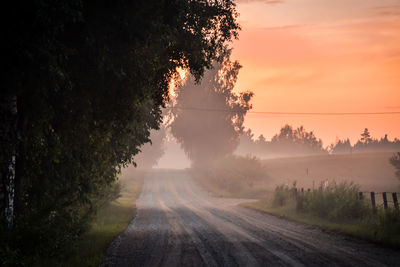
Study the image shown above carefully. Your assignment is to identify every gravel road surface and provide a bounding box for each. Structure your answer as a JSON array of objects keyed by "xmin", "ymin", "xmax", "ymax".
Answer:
[{"xmin": 102, "ymin": 170, "xmax": 400, "ymax": 267}]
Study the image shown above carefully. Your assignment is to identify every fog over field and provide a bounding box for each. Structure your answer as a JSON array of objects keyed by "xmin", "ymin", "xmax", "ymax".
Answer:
[{"xmin": 5, "ymin": 0, "xmax": 400, "ymax": 265}]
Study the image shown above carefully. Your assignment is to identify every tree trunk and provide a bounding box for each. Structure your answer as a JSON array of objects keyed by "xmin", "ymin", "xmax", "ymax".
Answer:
[{"xmin": 1, "ymin": 95, "xmax": 17, "ymax": 229}]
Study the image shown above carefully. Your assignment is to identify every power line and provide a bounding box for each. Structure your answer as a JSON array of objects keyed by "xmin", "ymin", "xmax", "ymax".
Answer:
[{"xmin": 165, "ymin": 106, "xmax": 400, "ymax": 116}]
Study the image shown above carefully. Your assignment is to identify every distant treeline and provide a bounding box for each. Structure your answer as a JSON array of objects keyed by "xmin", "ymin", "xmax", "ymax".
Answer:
[
  {"xmin": 330, "ymin": 128, "xmax": 400, "ymax": 154},
  {"xmin": 236, "ymin": 125, "xmax": 400, "ymax": 157},
  {"xmin": 237, "ymin": 125, "xmax": 326, "ymax": 157}
]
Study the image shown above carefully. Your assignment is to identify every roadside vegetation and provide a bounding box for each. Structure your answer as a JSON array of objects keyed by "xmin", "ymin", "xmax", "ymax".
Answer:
[
  {"xmin": 243, "ymin": 181, "xmax": 400, "ymax": 248},
  {"xmin": 1, "ymin": 1, "xmax": 240, "ymax": 264},
  {"xmin": 261, "ymin": 152, "xmax": 399, "ymax": 193},
  {"xmin": 43, "ymin": 169, "xmax": 144, "ymax": 267},
  {"xmin": 192, "ymin": 155, "xmax": 270, "ymax": 198}
]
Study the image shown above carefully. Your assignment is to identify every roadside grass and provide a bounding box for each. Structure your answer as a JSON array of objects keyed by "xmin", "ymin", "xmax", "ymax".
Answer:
[
  {"xmin": 190, "ymin": 155, "xmax": 400, "ymax": 248},
  {"xmin": 242, "ymin": 200, "xmax": 373, "ymax": 240},
  {"xmin": 242, "ymin": 182, "xmax": 400, "ymax": 249},
  {"xmin": 59, "ymin": 169, "xmax": 144, "ymax": 266}
]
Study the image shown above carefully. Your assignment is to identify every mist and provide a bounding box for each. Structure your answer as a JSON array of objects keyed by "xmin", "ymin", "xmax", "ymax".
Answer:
[
  {"xmin": 155, "ymin": 135, "xmax": 191, "ymax": 169},
  {"xmin": 169, "ymin": 51, "xmax": 252, "ymax": 168}
]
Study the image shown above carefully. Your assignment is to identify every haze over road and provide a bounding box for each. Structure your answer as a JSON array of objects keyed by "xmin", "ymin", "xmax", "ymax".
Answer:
[{"xmin": 102, "ymin": 170, "xmax": 400, "ymax": 267}]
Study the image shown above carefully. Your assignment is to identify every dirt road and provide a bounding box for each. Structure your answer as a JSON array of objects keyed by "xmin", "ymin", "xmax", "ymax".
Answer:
[{"xmin": 102, "ymin": 170, "xmax": 400, "ymax": 267}]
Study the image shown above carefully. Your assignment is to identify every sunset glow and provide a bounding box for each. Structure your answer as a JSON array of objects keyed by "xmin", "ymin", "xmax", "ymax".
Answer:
[{"xmin": 233, "ymin": 0, "xmax": 400, "ymax": 145}]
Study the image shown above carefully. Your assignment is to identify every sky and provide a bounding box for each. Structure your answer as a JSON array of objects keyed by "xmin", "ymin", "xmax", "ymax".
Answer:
[{"xmin": 232, "ymin": 0, "xmax": 400, "ymax": 145}]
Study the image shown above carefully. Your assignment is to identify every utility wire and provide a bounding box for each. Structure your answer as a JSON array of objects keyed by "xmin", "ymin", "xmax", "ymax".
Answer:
[{"xmin": 165, "ymin": 106, "xmax": 400, "ymax": 116}]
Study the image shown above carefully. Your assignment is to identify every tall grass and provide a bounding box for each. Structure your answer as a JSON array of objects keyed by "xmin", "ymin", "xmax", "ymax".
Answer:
[
  {"xmin": 304, "ymin": 182, "xmax": 370, "ymax": 221},
  {"xmin": 265, "ymin": 180, "xmax": 400, "ymax": 247},
  {"xmin": 272, "ymin": 182, "xmax": 297, "ymax": 207},
  {"xmin": 371, "ymin": 208, "xmax": 400, "ymax": 246},
  {"xmin": 272, "ymin": 181, "xmax": 369, "ymax": 221}
]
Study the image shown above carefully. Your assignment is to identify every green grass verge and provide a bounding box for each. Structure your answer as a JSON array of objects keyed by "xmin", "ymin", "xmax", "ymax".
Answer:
[
  {"xmin": 62, "ymin": 170, "xmax": 144, "ymax": 266},
  {"xmin": 242, "ymin": 200, "xmax": 400, "ymax": 248}
]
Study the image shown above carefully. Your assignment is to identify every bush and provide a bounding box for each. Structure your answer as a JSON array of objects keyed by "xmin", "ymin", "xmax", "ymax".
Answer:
[
  {"xmin": 272, "ymin": 181, "xmax": 370, "ymax": 221},
  {"xmin": 272, "ymin": 182, "xmax": 297, "ymax": 207},
  {"xmin": 304, "ymin": 181, "xmax": 370, "ymax": 221}
]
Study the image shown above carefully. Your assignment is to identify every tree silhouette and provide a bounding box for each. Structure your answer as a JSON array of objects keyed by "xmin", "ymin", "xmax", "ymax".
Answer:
[
  {"xmin": 330, "ymin": 138, "xmax": 352, "ymax": 154},
  {"xmin": 360, "ymin": 128, "xmax": 372, "ymax": 144},
  {"xmin": 329, "ymin": 129, "xmax": 400, "ymax": 154},
  {"xmin": 236, "ymin": 125, "xmax": 326, "ymax": 157},
  {"xmin": 170, "ymin": 51, "xmax": 253, "ymax": 167}
]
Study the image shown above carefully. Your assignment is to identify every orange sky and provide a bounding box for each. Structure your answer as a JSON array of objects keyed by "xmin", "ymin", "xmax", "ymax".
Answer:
[{"xmin": 232, "ymin": 0, "xmax": 400, "ymax": 146}]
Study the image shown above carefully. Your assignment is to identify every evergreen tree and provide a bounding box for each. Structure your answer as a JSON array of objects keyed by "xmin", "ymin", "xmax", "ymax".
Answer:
[{"xmin": 360, "ymin": 128, "xmax": 372, "ymax": 144}]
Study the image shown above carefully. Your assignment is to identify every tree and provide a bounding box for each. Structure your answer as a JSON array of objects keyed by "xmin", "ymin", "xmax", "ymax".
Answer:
[
  {"xmin": 257, "ymin": 134, "xmax": 266, "ymax": 143},
  {"xmin": 236, "ymin": 125, "xmax": 326, "ymax": 157},
  {"xmin": 360, "ymin": 128, "xmax": 372, "ymax": 144},
  {"xmin": 330, "ymin": 138, "xmax": 352, "ymax": 154},
  {"xmin": 270, "ymin": 125, "xmax": 325, "ymax": 155},
  {"xmin": 170, "ymin": 51, "xmax": 253, "ymax": 167},
  {"xmin": 236, "ymin": 129, "xmax": 256, "ymax": 156},
  {"xmin": 1, "ymin": 0, "xmax": 240, "ymax": 261}
]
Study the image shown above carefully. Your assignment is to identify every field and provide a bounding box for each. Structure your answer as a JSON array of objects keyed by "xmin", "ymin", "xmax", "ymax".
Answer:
[
  {"xmin": 194, "ymin": 152, "xmax": 399, "ymax": 199},
  {"xmin": 262, "ymin": 152, "xmax": 399, "ymax": 192}
]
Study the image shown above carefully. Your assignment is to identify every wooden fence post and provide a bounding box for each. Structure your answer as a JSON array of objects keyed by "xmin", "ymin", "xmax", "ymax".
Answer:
[
  {"xmin": 382, "ymin": 192, "xmax": 388, "ymax": 210},
  {"xmin": 393, "ymin": 193, "xmax": 399, "ymax": 211},
  {"xmin": 359, "ymin": 192, "xmax": 363, "ymax": 200},
  {"xmin": 371, "ymin": 192, "xmax": 376, "ymax": 213}
]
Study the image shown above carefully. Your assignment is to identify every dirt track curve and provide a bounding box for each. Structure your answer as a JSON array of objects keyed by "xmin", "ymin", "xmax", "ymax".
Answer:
[{"xmin": 102, "ymin": 170, "xmax": 400, "ymax": 267}]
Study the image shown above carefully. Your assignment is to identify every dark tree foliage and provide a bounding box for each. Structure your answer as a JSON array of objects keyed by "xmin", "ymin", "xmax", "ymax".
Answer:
[
  {"xmin": 1, "ymin": 0, "xmax": 240, "ymax": 262},
  {"xmin": 170, "ymin": 51, "xmax": 253, "ymax": 167}
]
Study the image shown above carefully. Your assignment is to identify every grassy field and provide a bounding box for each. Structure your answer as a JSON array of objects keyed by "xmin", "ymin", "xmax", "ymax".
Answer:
[
  {"xmin": 61, "ymin": 168, "xmax": 144, "ymax": 266},
  {"xmin": 243, "ymin": 200, "xmax": 371, "ymax": 238},
  {"xmin": 263, "ymin": 152, "xmax": 399, "ymax": 192},
  {"xmin": 194, "ymin": 152, "xmax": 399, "ymax": 199}
]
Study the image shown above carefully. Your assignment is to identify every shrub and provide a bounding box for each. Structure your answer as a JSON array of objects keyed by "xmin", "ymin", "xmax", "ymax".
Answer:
[
  {"xmin": 304, "ymin": 181, "xmax": 370, "ymax": 221},
  {"xmin": 272, "ymin": 182, "xmax": 297, "ymax": 207}
]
